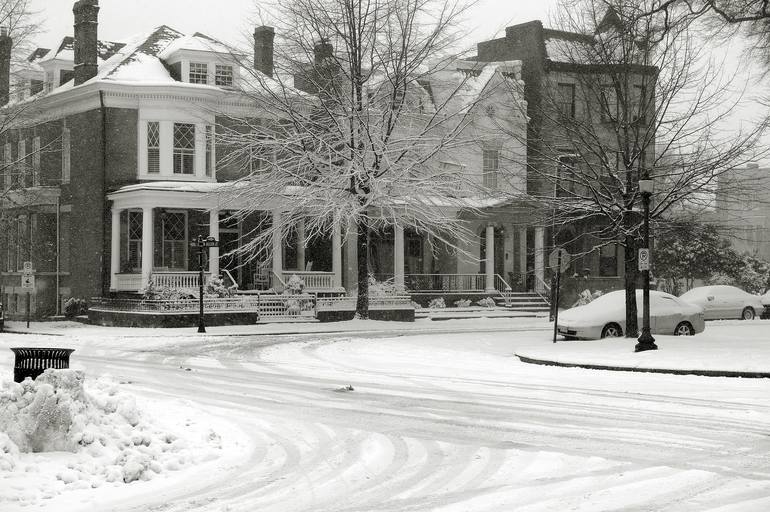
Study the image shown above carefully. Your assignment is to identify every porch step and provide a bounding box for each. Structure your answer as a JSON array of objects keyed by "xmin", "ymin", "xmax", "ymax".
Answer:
[{"xmin": 496, "ymin": 292, "xmax": 550, "ymax": 312}]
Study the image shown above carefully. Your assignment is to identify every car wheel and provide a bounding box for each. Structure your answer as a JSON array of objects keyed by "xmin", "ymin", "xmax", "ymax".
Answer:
[
  {"xmin": 741, "ymin": 307, "xmax": 755, "ymax": 320},
  {"xmin": 601, "ymin": 323, "xmax": 623, "ymax": 338},
  {"xmin": 674, "ymin": 321, "xmax": 694, "ymax": 336}
]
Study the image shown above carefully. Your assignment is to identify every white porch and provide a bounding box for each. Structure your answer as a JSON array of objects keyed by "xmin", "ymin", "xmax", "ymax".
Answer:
[{"xmin": 107, "ymin": 183, "xmax": 345, "ymax": 294}]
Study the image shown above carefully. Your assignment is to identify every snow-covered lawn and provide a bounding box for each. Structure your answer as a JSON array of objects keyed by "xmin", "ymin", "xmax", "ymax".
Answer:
[{"xmin": 1, "ymin": 317, "xmax": 769, "ymax": 511}]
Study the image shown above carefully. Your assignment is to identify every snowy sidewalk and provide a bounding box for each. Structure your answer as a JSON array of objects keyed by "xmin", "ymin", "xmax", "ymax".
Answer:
[
  {"xmin": 0, "ymin": 315, "xmax": 550, "ymax": 339},
  {"xmin": 516, "ymin": 320, "xmax": 770, "ymax": 377}
]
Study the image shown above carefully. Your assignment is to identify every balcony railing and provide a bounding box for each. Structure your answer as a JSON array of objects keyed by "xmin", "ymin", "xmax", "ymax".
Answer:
[{"xmin": 280, "ymin": 271, "xmax": 335, "ymax": 291}]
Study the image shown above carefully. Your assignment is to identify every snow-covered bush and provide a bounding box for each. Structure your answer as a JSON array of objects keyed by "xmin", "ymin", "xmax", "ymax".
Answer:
[
  {"xmin": 204, "ymin": 275, "xmax": 234, "ymax": 298},
  {"xmin": 572, "ymin": 289, "xmax": 604, "ymax": 307},
  {"xmin": 141, "ymin": 277, "xmax": 193, "ymax": 301},
  {"xmin": 453, "ymin": 299, "xmax": 471, "ymax": 308},
  {"xmin": 284, "ymin": 274, "xmax": 305, "ymax": 295},
  {"xmin": 368, "ymin": 275, "xmax": 398, "ymax": 296},
  {"xmin": 410, "ymin": 300, "xmax": 422, "ymax": 310},
  {"xmin": 63, "ymin": 298, "xmax": 88, "ymax": 318},
  {"xmin": 427, "ymin": 297, "xmax": 446, "ymax": 309},
  {"xmin": 476, "ymin": 297, "xmax": 496, "ymax": 308}
]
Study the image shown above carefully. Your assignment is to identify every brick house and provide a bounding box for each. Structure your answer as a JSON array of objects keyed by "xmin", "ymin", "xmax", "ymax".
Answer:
[
  {"xmin": 0, "ymin": 0, "xmax": 549, "ymax": 319},
  {"xmin": 474, "ymin": 11, "xmax": 657, "ymax": 295}
]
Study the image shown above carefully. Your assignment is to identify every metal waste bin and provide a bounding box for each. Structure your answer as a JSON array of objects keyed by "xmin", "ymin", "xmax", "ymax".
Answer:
[{"xmin": 11, "ymin": 347, "xmax": 75, "ymax": 383}]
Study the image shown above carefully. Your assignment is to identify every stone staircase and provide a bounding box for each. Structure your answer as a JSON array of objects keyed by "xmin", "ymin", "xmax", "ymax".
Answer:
[{"xmin": 496, "ymin": 291, "xmax": 551, "ymax": 312}]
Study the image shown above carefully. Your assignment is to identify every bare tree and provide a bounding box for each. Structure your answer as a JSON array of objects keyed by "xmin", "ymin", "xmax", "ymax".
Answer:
[
  {"xmin": 218, "ymin": 0, "xmax": 527, "ymax": 317},
  {"xmin": 504, "ymin": 0, "xmax": 765, "ymax": 336}
]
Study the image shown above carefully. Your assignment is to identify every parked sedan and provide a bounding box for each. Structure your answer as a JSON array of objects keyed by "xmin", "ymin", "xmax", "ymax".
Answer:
[
  {"xmin": 557, "ymin": 290, "xmax": 705, "ymax": 340},
  {"xmin": 679, "ymin": 285, "xmax": 764, "ymax": 320}
]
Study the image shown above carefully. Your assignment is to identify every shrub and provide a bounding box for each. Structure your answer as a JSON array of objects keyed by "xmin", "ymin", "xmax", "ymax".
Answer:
[
  {"xmin": 571, "ymin": 289, "xmax": 603, "ymax": 307},
  {"xmin": 204, "ymin": 275, "xmax": 233, "ymax": 298},
  {"xmin": 453, "ymin": 299, "xmax": 471, "ymax": 308},
  {"xmin": 63, "ymin": 298, "xmax": 88, "ymax": 318},
  {"xmin": 284, "ymin": 274, "xmax": 305, "ymax": 295},
  {"xmin": 476, "ymin": 297, "xmax": 496, "ymax": 308},
  {"xmin": 427, "ymin": 297, "xmax": 446, "ymax": 309},
  {"xmin": 410, "ymin": 300, "xmax": 422, "ymax": 310},
  {"xmin": 368, "ymin": 274, "xmax": 398, "ymax": 296}
]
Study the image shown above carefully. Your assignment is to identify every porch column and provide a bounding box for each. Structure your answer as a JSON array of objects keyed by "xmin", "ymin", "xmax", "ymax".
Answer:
[
  {"xmin": 272, "ymin": 210, "xmax": 283, "ymax": 282},
  {"xmin": 485, "ymin": 224, "xmax": 495, "ymax": 292},
  {"xmin": 394, "ymin": 225, "xmax": 405, "ymax": 291},
  {"xmin": 209, "ymin": 209, "xmax": 219, "ymax": 276},
  {"xmin": 332, "ymin": 221, "xmax": 342, "ymax": 288},
  {"xmin": 297, "ymin": 219, "xmax": 306, "ymax": 271},
  {"xmin": 110, "ymin": 207, "xmax": 121, "ymax": 290},
  {"xmin": 519, "ymin": 227, "xmax": 527, "ymax": 284},
  {"xmin": 141, "ymin": 206, "xmax": 154, "ymax": 288},
  {"xmin": 534, "ymin": 226, "xmax": 545, "ymax": 293}
]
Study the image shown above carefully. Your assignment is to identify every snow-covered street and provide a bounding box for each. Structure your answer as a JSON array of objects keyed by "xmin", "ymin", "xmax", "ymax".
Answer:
[{"xmin": 2, "ymin": 319, "xmax": 770, "ymax": 511}]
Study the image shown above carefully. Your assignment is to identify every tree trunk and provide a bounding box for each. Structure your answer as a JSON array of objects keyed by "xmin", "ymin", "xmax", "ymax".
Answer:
[
  {"xmin": 624, "ymin": 232, "xmax": 638, "ymax": 338},
  {"xmin": 355, "ymin": 214, "xmax": 369, "ymax": 318}
]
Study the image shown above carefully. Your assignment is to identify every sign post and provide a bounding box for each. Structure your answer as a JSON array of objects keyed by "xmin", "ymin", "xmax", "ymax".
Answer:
[
  {"xmin": 22, "ymin": 262, "xmax": 34, "ymax": 328},
  {"xmin": 549, "ymin": 248, "xmax": 570, "ymax": 343},
  {"xmin": 191, "ymin": 236, "xmax": 219, "ymax": 333}
]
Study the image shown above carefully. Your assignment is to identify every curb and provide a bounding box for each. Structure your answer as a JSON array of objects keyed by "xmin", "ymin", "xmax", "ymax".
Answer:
[{"xmin": 515, "ymin": 354, "xmax": 770, "ymax": 379}]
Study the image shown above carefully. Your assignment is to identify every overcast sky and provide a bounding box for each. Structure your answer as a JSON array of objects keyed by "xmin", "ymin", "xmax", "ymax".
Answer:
[{"xmin": 29, "ymin": 0, "xmax": 558, "ymax": 53}]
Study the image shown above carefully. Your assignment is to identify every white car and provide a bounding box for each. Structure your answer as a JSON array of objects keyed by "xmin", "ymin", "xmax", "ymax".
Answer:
[
  {"xmin": 557, "ymin": 290, "xmax": 705, "ymax": 340},
  {"xmin": 679, "ymin": 285, "xmax": 765, "ymax": 320}
]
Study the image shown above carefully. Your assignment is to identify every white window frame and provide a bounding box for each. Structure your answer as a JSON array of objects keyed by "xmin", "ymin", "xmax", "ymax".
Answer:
[
  {"xmin": 482, "ymin": 148, "xmax": 500, "ymax": 190},
  {"xmin": 146, "ymin": 121, "xmax": 160, "ymax": 174},
  {"xmin": 17, "ymin": 139, "xmax": 26, "ymax": 188},
  {"xmin": 126, "ymin": 209, "xmax": 142, "ymax": 272},
  {"xmin": 137, "ymin": 109, "xmax": 215, "ymax": 181},
  {"xmin": 215, "ymin": 64, "xmax": 233, "ymax": 87},
  {"xmin": 189, "ymin": 62, "xmax": 208, "ymax": 84},
  {"xmin": 173, "ymin": 123, "xmax": 196, "ymax": 175}
]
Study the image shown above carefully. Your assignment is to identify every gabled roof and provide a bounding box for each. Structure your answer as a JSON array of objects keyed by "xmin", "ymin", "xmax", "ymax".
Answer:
[{"xmin": 37, "ymin": 36, "xmax": 125, "ymax": 64}]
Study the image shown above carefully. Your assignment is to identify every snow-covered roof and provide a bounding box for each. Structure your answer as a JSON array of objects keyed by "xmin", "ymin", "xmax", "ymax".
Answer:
[
  {"xmin": 37, "ymin": 36, "xmax": 125, "ymax": 65},
  {"xmin": 427, "ymin": 59, "xmax": 524, "ymax": 113},
  {"xmin": 158, "ymin": 32, "xmax": 233, "ymax": 58}
]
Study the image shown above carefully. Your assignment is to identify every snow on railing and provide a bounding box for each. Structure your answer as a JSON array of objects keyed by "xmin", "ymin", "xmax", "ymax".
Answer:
[{"xmin": 315, "ymin": 295, "xmax": 413, "ymax": 311}]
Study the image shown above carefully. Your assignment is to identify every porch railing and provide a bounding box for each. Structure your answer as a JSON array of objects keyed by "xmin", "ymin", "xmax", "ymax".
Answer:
[
  {"xmin": 91, "ymin": 294, "xmax": 315, "ymax": 318},
  {"xmin": 280, "ymin": 271, "xmax": 335, "ymax": 291},
  {"xmin": 153, "ymin": 272, "xmax": 211, "ymax": 290},
  {"xmin": 113, "ymin": 273, "xmax": 143, "ymax": 292}
]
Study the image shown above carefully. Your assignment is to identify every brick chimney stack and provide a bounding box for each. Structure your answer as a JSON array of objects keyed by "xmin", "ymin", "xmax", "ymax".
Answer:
[
  {"xmin": 253, "ymin": 26, "xmax": 274, "ymax": 78},
  {"xmin": 73, "ymin": 0, "xmax": 99, "ymax": 86},
  {"xmin": 0, "ymin": 27, "xmax": 11, "ymax": 105},
  {"xmin": 314, "ymin": 40, "xmax": 333, "ymax": 66}
]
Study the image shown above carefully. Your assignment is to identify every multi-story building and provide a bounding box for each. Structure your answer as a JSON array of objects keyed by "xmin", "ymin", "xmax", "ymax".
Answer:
[
  {"xmin": 474, "ymin": 10, "xmax": 657, "ymax": 293},
  {"xmin": 715, "ymin": 163, "xmax": 770, "ymax": 260},
  {"xmin": 0, "ymin": 0, "xmax": 547, "ymax": 319}
]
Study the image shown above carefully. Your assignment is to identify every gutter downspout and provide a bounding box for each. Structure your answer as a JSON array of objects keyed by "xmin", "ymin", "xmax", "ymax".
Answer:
[
  {"xmin": 55, "ymin": 195, "xmax": 60, "ymax": 315},
  {"xmin": 100, "ymin": 90, "xmax": 108, "ymax": 297}
]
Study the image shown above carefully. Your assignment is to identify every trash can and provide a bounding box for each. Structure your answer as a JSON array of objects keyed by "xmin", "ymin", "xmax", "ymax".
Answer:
[{"xmin": 11, "ymin": 347, "xmax": 75, "ymax": 383}]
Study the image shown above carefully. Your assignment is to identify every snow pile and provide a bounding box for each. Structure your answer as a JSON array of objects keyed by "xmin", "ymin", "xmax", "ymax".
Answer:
[{"xmin": 0, "ymin": 369, "xmax": 222, "ymax": 506}]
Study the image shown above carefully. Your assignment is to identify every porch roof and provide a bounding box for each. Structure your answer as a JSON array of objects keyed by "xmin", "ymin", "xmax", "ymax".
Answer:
[
  {"xmin": 107, "ymin": 180, "xmax": 531, "ymax": 213},
  {"xmin": 107, "ymin": 181, "xmax": 280, "ymax": 211}
]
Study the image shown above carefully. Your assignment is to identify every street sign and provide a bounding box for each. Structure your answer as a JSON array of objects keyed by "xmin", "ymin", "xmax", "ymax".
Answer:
[
  {"xmin": 193, "ymin": 236, "xmax": 219, "ymax": 248},
  {"xmin": 21, "ymin": 274, "xmax": 35, "ymax": 289},
  {"xmin": 22, "ymin": 261, "xmax": 33, "ymax": 275},
  {"xmin": 548, "ymin": 248, "xmax": 570, "ymax": 273},
  {"xmin": 638, "ymin": 248, "xmax": 650, "ymax": 271}
]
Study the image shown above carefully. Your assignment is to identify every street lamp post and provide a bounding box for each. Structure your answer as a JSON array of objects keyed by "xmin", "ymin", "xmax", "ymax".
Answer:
[
  {"xmin": 193, "ymin": 235, "xmax": 219, "ymax": 334},
  {"xmin": 635, "ymin": 174, "xmax": 658, "ymax": 352}
]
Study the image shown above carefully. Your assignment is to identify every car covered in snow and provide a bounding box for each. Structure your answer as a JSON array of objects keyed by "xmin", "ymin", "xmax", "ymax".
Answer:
[
  {"xmin": 678, "ymin": 285, "xmax": 764, "ymax": 320},
  {"xmin": 557, "ymin": 290, "xmax": 705, "ymax": 340}
]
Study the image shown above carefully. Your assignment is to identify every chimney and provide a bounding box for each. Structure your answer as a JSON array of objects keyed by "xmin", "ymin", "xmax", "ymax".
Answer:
[
  {"xmin": 314, "ymin": 40, "xmax": 333, "ymax": 66},
  {"xmin": 73, "ymin": 0, "xmax": 99, "ymax": 86},
  {"xmin": 0, "ymin": 27, "xmax": 11, "ymax": 105},
  {"xmin": 253, "ymin": 26, "xmax": 274, "ymax": 77}
]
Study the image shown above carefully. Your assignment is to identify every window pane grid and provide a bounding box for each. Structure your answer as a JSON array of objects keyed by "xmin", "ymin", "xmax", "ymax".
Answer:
[
  {"xmin": 173, "ymin": 123, "xmax": 195, "ymax": 174},
  {"xmin": 483, "ymin": 149, "xmax": 499, "ymax": 189},
  {"xmin": 215, "ymin": 65, "xmax": 233, "ymax": 87},
  {"xmin": 162, "ymin": 213, "xmax": 187, "ymax": 269},
  {"xmin": 189, "ymin": 62, "xmax": 208, "ymax": 84},
  {"xmin": 147, "ymin": 122, "xmax": 160, "ymax": 174}
]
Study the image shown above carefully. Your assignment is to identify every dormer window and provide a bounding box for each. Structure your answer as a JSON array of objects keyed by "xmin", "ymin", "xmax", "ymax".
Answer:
[
  {"xmin": 215, "ymin": 64, "xmax": 233, "ymax": 87},
  {"xmin": 189, "ymin": 62, "xmax": 208, "ymax": 84}
]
